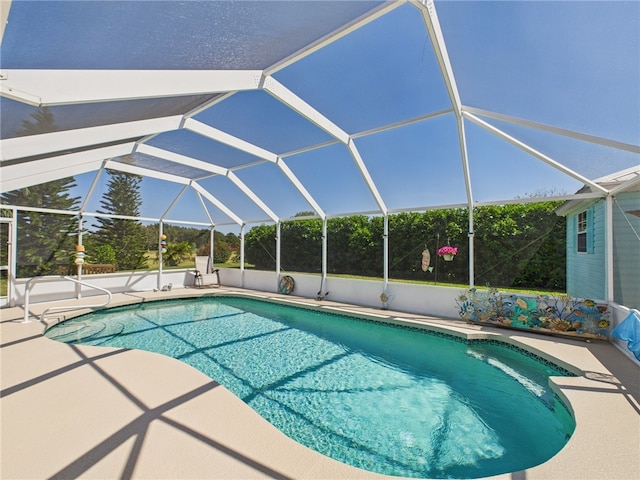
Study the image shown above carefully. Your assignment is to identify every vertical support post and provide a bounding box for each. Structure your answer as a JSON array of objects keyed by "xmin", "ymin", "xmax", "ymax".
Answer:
[
  {"xmin": 468, "ymin": 209, "xmax": 475, "ymax": 289},
  {"xmin": 158, "ymin": 221, "xmax": 164, "ymax": 291},
  {"xmin": 418, "ymin": 0, "xmax": 475, "ymax": 288},
  {"xmin": 605, "ymin": 195, "xmax": 614, "ymax": 301},
  {"xmin": 322, "ymin": 218, "xmax": 327, "ymax": 281},
  {"xmin": 383, "ymin": 214, "xmax": 389, "ymax": 293},
  {"xmin": 276, "ymin": 221, "xmax": 281, "ymax": 288},
  {"xmin": 9, "ymin": 209, "xmax": 18, "ymax": 307},
  {"xmin": 240, "ymin": 223, "xmax": 246, "ymax": 288},
  {"xmin": 319, "ymin": 217, "xmax": 327, "ymax": 298},
  {"xmin": 210, "ymin": 227, "xmax": 215, "ymax": 266},
  {"xmin": 76, "ymin": 215, "xmax": 83, "ymax": 299}
]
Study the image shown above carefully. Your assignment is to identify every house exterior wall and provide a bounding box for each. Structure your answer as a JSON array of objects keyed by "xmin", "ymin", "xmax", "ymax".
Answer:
[
  {"xmin": 566, "ymin": 201, "xmax": 606, "ymax": 301},
  {"xmin": 612, "ymin": 191, "xmax": 640, "ymax": 309}
]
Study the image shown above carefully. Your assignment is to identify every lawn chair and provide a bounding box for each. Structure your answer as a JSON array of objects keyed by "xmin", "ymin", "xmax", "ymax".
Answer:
[{"xmin": 192, "ymin": 256, "xmax": 220, "ymax": 288}]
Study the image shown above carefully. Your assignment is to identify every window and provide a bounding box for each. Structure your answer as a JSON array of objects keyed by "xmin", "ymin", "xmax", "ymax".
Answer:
[{"xmin": 577, "ymin": 210, "xmax": 588, "ymax": 253}]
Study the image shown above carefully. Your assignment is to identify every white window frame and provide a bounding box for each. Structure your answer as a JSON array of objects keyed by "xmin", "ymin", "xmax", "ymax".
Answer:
[{"xmin": 577, "ymin": 210, "xmax": 588, "ymax": 253}]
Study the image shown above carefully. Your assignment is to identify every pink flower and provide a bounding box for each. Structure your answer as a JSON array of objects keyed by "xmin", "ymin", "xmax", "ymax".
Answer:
[{"xmin": 437, "ymin": 246, "xmax": 458, "ymax": 257}]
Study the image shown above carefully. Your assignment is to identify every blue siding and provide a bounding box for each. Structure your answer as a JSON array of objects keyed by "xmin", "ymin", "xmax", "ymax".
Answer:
[
  {"xmin": 613, "ymin": 192, "xmax": 640, "ymax": 309},
  {"xmin": 566, "ymin": 202, "xmax": 606, "ymax": 301}
]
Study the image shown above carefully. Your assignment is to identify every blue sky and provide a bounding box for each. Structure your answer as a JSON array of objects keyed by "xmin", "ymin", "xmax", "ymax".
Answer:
[{"xmin": 2, "ymin": 1, "xmax": 639, "ymax": 233}]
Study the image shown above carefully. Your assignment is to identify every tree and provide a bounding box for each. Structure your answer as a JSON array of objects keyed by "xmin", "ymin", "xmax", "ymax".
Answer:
[
  {"xmin": 144, "ymin": 223, "xmax": 211, "ymax": 251},
  {"xmin": 91, "ymin": 245, "xmax": 116, "ymax": 265},
  {"xmin": 90, "ymin": 169, "xmax": 147, "ymax": 270},
  {"xmin": 244, "ymin": 204, "xmax": 565, "ymax": 291},
  {"xmin": 245, "ymin": 224, "xmax": 276, "ymax": 270},
  {"xmin": 0, "ymin": 107, "xmax": 80, "ymax": 277},
  {"xmin": 474, "ymin": 202, "xmax": 564, "ymax": 289},
  {"xmin": 327, "ymin": 216, "xmax": 369, "ymax": 275},
  {"xmin": 162, "ymin": 241, "xmax": 193, "ymax": 267},
  {"xmin": 281, "ymin": 218, "xmax": 322, "ymax": 272}
]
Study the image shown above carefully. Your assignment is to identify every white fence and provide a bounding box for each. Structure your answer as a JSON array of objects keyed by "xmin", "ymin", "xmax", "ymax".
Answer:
[{"xmin": 11, "ymin": 268, "xmax": 462, "ymax": 318}]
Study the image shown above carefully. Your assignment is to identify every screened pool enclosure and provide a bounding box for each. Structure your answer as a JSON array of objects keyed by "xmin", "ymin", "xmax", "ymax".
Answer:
[{"xmin": 1, "ymin": 0, "xmax": 639, "ymax": 309}]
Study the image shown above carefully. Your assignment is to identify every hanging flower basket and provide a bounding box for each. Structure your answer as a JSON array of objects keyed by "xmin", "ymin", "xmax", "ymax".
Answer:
[{"xmin": 437, "ymin": 246, "xmax": 458, "ymax": 261}]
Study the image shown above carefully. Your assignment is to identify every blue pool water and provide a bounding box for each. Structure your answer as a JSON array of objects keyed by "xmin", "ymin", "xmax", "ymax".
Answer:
[{"xmin": 45, "ymin": 296, "xmax": 576, "ymax": 479}]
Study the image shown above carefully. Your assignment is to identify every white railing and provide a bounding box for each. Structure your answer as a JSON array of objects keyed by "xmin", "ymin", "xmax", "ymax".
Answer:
[{"xmin": 23, "ymin": 276, "xmax": 112, "ymax": 323}]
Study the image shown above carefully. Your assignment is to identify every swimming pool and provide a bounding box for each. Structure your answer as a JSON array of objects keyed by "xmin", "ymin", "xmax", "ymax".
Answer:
[{"xmin": 45, "ymin": 295, "xmax": 576, "ymax": 479}]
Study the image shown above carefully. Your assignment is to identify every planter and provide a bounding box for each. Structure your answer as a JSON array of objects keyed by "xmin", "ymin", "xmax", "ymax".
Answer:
[{"xmin": 442, "ymin": 254, "xmax": 455, "ymax": 261}]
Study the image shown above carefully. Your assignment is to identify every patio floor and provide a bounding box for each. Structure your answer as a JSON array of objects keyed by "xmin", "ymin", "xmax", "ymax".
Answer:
[{"xmin": 1, "ymin": 287, "xmax": 638, "ymax": 479}]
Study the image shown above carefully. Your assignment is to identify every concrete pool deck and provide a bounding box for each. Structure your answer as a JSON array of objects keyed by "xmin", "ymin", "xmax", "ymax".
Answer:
[{"xmin": 1, "ymin": 287, "xmax": 638, "ymax": 479}]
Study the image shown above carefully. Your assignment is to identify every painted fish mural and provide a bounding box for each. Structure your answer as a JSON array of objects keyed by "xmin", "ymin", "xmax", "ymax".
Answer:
[{"xmin": 456, "ymin": 289, "xmax": 610, "ymax": 340}]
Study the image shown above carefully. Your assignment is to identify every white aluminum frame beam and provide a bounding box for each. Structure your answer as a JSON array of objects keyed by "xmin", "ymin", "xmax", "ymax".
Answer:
[
  {"xmin": 351, "ymin": 108, "xmax": 453, "ymax": 140},
  {"xmin": 276, "ymin": 221, "xmax": 282, "ymax": 279},
  {"xmin": 414, "ymin": 0, "xmax": 472, "ymax": 202},
  {"xmin": 347, "ymin": 140, "xmax": 388, "ymax": 214},
  {"xmin": 136, "ymin": 144, "xmax": 278, "ymax": 223},
  {"xmin": 81, "ymin": 211, "xmax": 160, "ymax": 223},
  {"xmin": 185, "ymin": 118, "xmax": 278, "ymax": 162},
  {"xmin": 414, "ymin": 0, "xmax": 475, "ymax": 285},
  {"xmin": 463, "ymin": 106, "xmax": 640, "ymax": 154},
  {"xmin": 105, "ymin": 160, "xmax": 191, "ymax": 185},
  {"xmin": 605, "ymin": 196, "xmax": 614, "ymax": 302},
  {"xmin": 185, "ymin": 118, "xmax": 325, "ymax": 218},
  {"xmin": 609, "ymin": 173, "xmax": 640, "ymax": 195},
  {"xmin": 266, "ymin": 0, "xmax": 406, "ymax": 76},
  {"xmin": 1, "ymin": 143, "xmax": 135, "ymax": 192},
  {"xmin": 279, "ymin": 139, "xmax": 341, "ymax": 159},
  {"xmin": 464, "ymin": 111, "xmax": 610, "ymax": 194},
  {"xmin": 276, "ymin": 157, "xmax": 326, "ymax": 219},
  {"xmin": 0, "ymin": 1, "xmax": 12, "ymax": 44},
  {"xmin": 135, "ymin": 144, "xmax": 227, "ymax": 176},
  {"xmin": 1, "ymin": 116, "xmax": 183, "ymax": 161},
  {"xmin": 0, "ymin": 70, "xmax": 262, "ymax": 106},
  {"xmin": 413, "ymin": 0, "xmax": 462, "ymax": 114},
  {"xmin": 0, "ymin": 202, "xmax": 221, "ymax": 227},
  {"xmin": 182, "ymin": 91, "xmax": 238, "ymax": 121},
  {"xmin": 160, "ymin": 184, "xmax": 190, "ymax": 221},
  {"xmin": 79, "ymin": 161, "xmax": 107, "ymax": 213},
  {"xmin": 264, "ymin": 75, "xmax": 387, "ymax": 213},
  {"xmin": 129, "ymin": 144, "xmax": 278, "ymax": 224},
  {"xmin": 191, "ymin": 181, "xmax": 243, "ymax": 226},
  {"xmin": 321, "ymin": 217, "xmax": 327, "ymax": 295},
  {"xmin": 262, "ymin": 76, "xmax": 349, "ymax": 143},
  {"xmin": 277, "ymin": 109, "xmax": 453, "ymax": 159},
  {"xmin": 195, "ymin": 191, "xmax": 215, "ymax": 226},
  {"xmin": 226, "ymin": 171, "xmax": 279, "ymax": 223},
  {"xmin": 240, "ymin": 223, "xmax": 246, "ymax": 287}
]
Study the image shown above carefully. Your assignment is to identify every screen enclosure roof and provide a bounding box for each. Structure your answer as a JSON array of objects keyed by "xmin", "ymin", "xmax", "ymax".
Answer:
[{"xmin": 1, "ymin": 0, "xmax": 639, "ymax": 228}]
